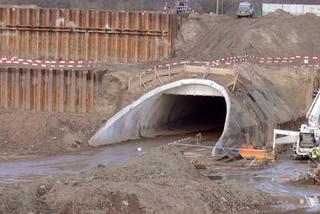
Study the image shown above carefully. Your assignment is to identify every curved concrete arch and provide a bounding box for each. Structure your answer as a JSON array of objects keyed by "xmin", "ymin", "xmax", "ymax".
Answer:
[{"xmin": 89, "ymin": 79, "xmax": 231, "ymax": 153}]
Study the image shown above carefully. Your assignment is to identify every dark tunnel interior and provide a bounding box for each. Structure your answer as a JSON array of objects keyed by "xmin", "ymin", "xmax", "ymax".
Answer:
[{"xmin": 147, "ymin": 94, "xmax": 227, "ymax": 138}]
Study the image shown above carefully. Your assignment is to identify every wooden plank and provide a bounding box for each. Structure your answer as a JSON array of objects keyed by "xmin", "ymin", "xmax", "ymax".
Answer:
[
  {"xmin": 65, "ymin": 70, "xmax": 70, "ymax": 111},
  {"xmin": 81, "ymin": 71, "xmax": 87, "ymax": 112},
  {"xmin": 0, "ymin": 69, "xmax": 3, "ymax": 107},
  {"xmin": 123, "ymin": 12, "xmax": 129, "ymax": 63},
  {"xmin": 48, "ymin": 69, "xmax": 53, "ymax": 112},
  {"xmin": 106, "ymin": 11, "xmax": 111, "ymax": 60},
  {"xmin": 14, "ymin": 69, "xmax": 20, "ymax": 108},
  {"xmin": 35, "ymin": 9, "xmax": 40, "ymax": 59},
  {"xmin": 25, "ymin": 69, "xmax": 31, "ymax": 110},
  {"xmin": 134, "ymin": 13, "xmax": 139, "ymax": 62},
  {"xmin": 70, "ymin": 71, "xmax": 76, "ymax": 112},
  {"xmin": 55, "ymin": 70, "xmax": 59, "ymax": 111},
  {"xmin": 43, "ymin": 70, "xmax": 48, "ymax": 111},
  {"xmin": 84, "ymin": 10, "xmax": 89, "ymax": 60},
  {"xmin": 94, "ymin": 10, "xmax": 99, "ymax": 61},
  {"xmin": 114, "ymin": 11, "xmax": 119, "ymax": 62},
  {"xmin": 3, "ymin": 69, "xmax": 8, "ymax": 108},
  {"xmin": 186, "ymin": 65, "xmax": 235, "ymax": 75},
  {"xmin": 36, "ymin": 70, "xmax": 42, "ymax": 111},
  {"xmin": 76, "ymin": 71, "xmax": 82, "ymax": 112},
  {"xmin": 88, "ymin": 71, "xmax": 94, "ymax": 112},
  {"xmin": 59, "ymin": 70, "xmax": 64, "ymax": 112},
  {"xmin": 8, "ymin": 68, "xmax": 13, "ymax": 108},
  {"xmin": 32, "ymin": 69, "xmax": 37, "ymax": 110}
]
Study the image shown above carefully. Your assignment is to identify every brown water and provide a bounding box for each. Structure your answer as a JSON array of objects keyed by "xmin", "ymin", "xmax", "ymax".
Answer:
[
  {"xmin": 0, "ymin": 136, "xmax": 177, "ymax": 184},
  {"xmin": 205, "ymin": 160, "xmax": 320, "ymax": 213}
]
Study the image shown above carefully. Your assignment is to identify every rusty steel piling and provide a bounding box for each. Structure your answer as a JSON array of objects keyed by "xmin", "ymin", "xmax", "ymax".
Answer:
[{"xmin": 0, "ymin": 67, "xmax": 97, "ymax": 112}]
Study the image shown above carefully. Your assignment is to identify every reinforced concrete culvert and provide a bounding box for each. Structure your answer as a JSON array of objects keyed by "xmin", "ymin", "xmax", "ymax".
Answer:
[{"xmin": 89, "ymin": 79, "xmax": 231, "ymax": 152}]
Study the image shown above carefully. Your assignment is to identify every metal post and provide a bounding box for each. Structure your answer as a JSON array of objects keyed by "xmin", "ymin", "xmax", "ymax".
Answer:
[
  {"xmin": 216, "ymin": 0, "xmax": 220, "ymax": 14},
  {"xmin": 221, "ymin": 0, "xmax": 224, "ymax": 14},
  {"xmin": 154, "ymin": 66, "xmax": 157, "ymax": 79},
  {"xmin": 128, "ymin": 77, "xmax": 131, "ymax": 90}
]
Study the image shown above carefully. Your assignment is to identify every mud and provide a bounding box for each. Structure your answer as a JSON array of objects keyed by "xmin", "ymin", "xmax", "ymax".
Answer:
[
  {"xmin": 1, "ymin": 141, "xmax": 319, "ymax": 213},
  {"xmin": 0, "ymin": 135, "xmax": 179, "ymax": 184},
  {"xmin": 0, "ymin": 145, "xmax": 276, "ymax": 214}
]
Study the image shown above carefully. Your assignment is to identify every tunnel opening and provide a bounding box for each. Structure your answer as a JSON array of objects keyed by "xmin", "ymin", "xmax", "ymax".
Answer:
[
  {"xmin": 141, "ymin": 94, "xmax": 227, "ymax": 141},
  {"xmin": 89, "ymin": 79, "xmax": 231, "ymax": 147}
]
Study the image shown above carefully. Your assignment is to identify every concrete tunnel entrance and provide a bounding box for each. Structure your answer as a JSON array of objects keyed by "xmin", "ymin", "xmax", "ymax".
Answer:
[
  {"xmin": 89, "ymin": 79, "xmax": 231, "ymax": 149},
  {"xmin": 150, "ymin": 94, "xmax": 227, "ymax": 136}
]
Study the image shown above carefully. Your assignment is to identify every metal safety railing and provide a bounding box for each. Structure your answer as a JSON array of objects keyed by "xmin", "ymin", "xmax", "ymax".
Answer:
[{"xmin": 128, "ymin": 54, "xmax": 320, "ymax": 91}]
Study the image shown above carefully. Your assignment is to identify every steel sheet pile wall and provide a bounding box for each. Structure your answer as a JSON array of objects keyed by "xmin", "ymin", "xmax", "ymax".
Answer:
[
  {"xmin": 0, "ymin": 7, "xmax": 177, "ymax": 62},
  {"xmin": 0, "ymin": 67, "xmax": 96, "ymax": 112}
]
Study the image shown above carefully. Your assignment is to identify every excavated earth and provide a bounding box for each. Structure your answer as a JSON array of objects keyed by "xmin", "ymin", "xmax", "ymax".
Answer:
[
  {"xmin": 1, "ymin": 9, "xmax": 320, "ymax": 214},
  {"xmin": 0, "ymin": 146, "xmax": 278, "ymax": 214},
  {"xmin": 176, "ymin": 11, "xmax": 320, "ymax": 60}
]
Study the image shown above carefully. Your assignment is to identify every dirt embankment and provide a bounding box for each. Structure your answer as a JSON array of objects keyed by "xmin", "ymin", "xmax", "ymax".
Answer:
[
  {"xmin": 0, "ymin": 146, "xmax": 276, "ymax": 214},
  {"xmin": 0, "ymin": 110, "xmax": 102, "ymax": 159},
  {"xmin": 221, "ymin": 63, "xmax": 314, "ymax": 148},
  {"xmin": 176, "ymin": 13, "xmax": 320, "ymax": 60}
]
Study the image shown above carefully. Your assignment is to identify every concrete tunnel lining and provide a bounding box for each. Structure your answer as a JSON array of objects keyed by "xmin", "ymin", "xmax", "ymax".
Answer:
[
  {"xmin": 142, "ymin": 94, "xmax": 227, "ymax": 135},
  {"xmin": 89, "ymin": 79, "xmax": 231, "ymax": 153}
]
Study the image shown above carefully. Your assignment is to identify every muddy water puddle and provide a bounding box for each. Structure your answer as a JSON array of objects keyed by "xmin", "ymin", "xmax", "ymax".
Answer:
[
  {"xmin": 0, "ymin": 131, "xmax": 218, "ymax": 184},
  {"xmin": 205, "ymin": 160, "xmax": 320, "ymax": 212},
  {"xmin": 0, "ymin": 137, "xmax": 174, "ymax": 184}
]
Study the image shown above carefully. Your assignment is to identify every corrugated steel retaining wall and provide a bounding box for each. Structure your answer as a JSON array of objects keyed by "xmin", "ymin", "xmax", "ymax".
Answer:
[
  {"xmin": 0, "ymin": 7, "xmax": 179, "ymax": 62},
  {"xmin": 0, "ymin": 67, "xmax": 97, "ymax": 112}
]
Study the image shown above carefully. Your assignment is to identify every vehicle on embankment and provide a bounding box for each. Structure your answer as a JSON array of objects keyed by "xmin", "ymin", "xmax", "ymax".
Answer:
[{"xmin": 237, "ymin": 1, "xmax": 254, "ymax": 18}]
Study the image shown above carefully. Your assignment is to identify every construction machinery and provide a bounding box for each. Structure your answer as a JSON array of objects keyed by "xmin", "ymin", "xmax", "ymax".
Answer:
[
  {"xmin": 273, "ymin": 91, "xmax": 320, "ymax": 158},
  {"xmin": 237, "ymin": 2, "xmax": 254, "ymax": 18}
]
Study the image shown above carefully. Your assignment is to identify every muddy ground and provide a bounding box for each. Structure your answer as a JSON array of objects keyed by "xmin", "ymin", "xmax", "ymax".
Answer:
[
  {"xmin": 0, "ymin": 145, "xmax": 282, "ymax": 214},
  {"xmin": 1, "ymin": 143, "xmax": 318, "ymax": 214}
]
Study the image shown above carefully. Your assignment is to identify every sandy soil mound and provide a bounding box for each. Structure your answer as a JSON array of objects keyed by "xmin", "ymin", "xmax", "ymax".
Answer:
[
  {"xmin": 266, "ymin": 9, "xmax": 293, "ymax": 17},
  {"xmin": 0, "ymin": 146, "xmax": 275, "ymax": 213},
  {"xmin": 176, "ymin": 13, "xmax": 320, "ymax": 60},
  {"xmin": 0, "ymin": 110, "xmax": 102, "ymax": 158}
]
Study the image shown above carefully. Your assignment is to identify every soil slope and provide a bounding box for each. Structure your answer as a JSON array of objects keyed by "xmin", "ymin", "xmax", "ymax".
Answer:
[{"xmin": 176, "ymin": 12, "xmax": 320, "ymax": 60}]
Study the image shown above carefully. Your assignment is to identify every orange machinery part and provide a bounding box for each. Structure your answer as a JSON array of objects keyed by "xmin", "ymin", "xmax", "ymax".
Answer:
[{"xmin": 239, "ymin": 145, "xmax": 268, "ymax": 160}]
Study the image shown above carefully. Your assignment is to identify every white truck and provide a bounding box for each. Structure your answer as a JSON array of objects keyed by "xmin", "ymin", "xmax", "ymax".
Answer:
[
  {"xmin": 237, "ymin": 2, "xmax": 254, "ymax": 18},
  {"xmin": 273, "ymin": 91, "xmax": 320, "ymax": 158}
]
